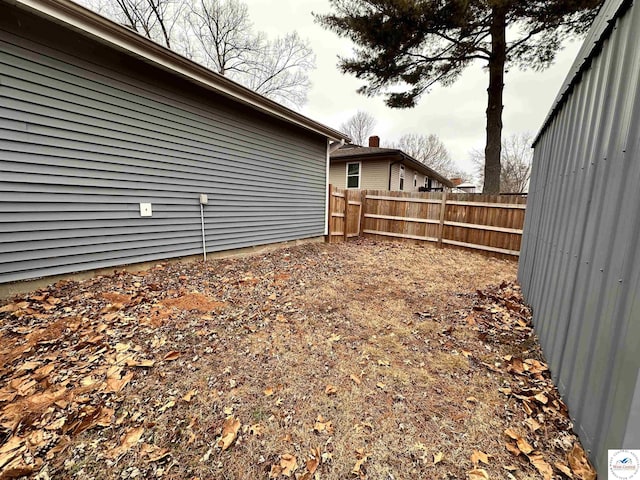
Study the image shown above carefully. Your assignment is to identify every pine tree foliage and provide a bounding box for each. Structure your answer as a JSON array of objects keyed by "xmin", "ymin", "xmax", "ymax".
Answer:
[{"xmin": 316, "ymin": 0, "xmax": 602, "ymax": 193}]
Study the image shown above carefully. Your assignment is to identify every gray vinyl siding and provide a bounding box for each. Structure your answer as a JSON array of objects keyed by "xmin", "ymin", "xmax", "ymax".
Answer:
[
  {"xmin": 0, "ymin": 7, "xmax": 327, "ymax": 284},
  {"xmin": 518, "ymin": 0, "xmax": 640, "ymax": 471}
]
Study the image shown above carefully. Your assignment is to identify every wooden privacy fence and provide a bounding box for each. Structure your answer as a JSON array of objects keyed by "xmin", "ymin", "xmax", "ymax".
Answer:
[{"xmin": 327, "ymin": 186, "xmax": 527, "ymax": 256}]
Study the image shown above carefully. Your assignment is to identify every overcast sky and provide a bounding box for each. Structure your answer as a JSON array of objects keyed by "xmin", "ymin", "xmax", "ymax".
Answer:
[{"xmin": 243, "ymin": 0, "xmax": 583, "ymax": 179}]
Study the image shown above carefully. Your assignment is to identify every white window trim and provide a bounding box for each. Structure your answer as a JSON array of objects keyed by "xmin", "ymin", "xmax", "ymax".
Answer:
[
  {"xmin": 414, "ymin": 173, "xmax": 417, "ymax": 188},
  {"xmin": 346, "ymin": 161, "xmax": 362, "ymax": 189},
  {"xmin": 399, "ymin": 165, "xmax": 405, "ymax": 191}
]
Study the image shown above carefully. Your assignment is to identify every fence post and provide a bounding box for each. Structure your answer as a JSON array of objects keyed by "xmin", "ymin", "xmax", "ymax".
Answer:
[
  {"xmin": 327, "ymin": 184, "xmax": 334, "ymax": 244},
  {"xmin": 438, "ymin": 190, "xmax": 448, "ymax": 246},
  {"xmin": 343, "ymin": 189, "xmax": 350, "ymax": 242},
  {"xmin": 359, "ymin": 190, "xmax": 367, "ymax": 238}
]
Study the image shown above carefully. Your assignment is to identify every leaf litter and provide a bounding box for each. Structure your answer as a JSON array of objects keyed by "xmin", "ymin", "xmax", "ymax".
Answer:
[{"xmin": 0, "ymin": 239, "xmax": 597, "ymax": 479}]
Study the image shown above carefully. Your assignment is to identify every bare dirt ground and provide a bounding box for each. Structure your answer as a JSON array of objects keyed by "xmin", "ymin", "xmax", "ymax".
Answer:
[{"xmin": 0, "ymin": 240, "xmax": 596, "ymax": 480}]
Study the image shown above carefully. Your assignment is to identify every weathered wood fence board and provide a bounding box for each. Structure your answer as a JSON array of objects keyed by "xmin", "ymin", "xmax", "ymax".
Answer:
[{"xmin": 328, "ymin": 186, "xmax": 527, "ymax": 256}]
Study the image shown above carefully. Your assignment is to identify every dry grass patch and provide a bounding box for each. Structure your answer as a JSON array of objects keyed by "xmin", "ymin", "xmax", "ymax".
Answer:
[{"xmin": 0, "ymin": 239, "xmax": 595, "ymax": 480}]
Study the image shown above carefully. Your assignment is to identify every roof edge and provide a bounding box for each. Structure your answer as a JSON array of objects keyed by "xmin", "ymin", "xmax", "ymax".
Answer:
[
  {"xmin": 7, "ymin": 0, "xmax": 350, "ymax": 142},
  {"xmin": 533, "ymin": 0, "xmax": 632, "ymax": 147}
]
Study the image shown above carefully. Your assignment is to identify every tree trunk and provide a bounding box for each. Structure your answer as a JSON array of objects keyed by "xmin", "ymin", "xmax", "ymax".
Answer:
[{"xmin": 484, "ymin": 6, "xmax": 507, "ymax": 194}]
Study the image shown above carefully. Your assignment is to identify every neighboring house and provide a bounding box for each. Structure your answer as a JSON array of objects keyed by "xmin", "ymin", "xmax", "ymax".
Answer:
[
  {"xmin": 0, "ymin": 0, "xmax": 348, "ymax": 285},
  {"xmin": 451, "ymin": 178, "xmax": 478, "ymax": 193},
  {"xmin": 519, "ymin": 0, "xmax": 640, "ymax": 473},
  {"xmin": 329, "ymin": 136, "xmax": 453, "ymax": 191},
  {"xmin": 454, "ymin": 182, "xmax": 477, "ymax": 193}
]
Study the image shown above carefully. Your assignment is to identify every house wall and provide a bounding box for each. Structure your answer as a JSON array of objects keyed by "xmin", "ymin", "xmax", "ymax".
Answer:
[
  {"xmin": 0, "ymin": 6, "xmax": 328, "ymax": 284},
  {"xmin": 329, "ymin": 159, "xmax": 390, "ymax": 190},
  {"xmin": 518, "ymin": 0, "xmax": 640, "ymax": 471}
]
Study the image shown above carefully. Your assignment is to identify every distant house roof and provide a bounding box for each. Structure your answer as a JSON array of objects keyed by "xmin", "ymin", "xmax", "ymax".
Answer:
[
  {"xmin": 331, "ymin": 145, "xmax": 454, "ymax": 188},
  {"xmin": 9, "ymin": 0, "xmax": 349, "ymax": 143}
]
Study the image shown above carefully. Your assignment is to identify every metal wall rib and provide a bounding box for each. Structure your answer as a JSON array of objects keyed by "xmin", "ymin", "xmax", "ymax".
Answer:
[
  {"xmin": 519, "ymin": 0, "xmax": 640, "ymax": 471},
  {"xmin": 0, "ymin": 6, "xmax": 328, "ymax": 284}
]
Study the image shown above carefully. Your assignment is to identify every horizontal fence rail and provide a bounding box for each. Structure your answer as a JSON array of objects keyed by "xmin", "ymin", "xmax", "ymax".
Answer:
[{"xmin": 327, "ymin": 186, "xmax": 527, "ymax": 256}]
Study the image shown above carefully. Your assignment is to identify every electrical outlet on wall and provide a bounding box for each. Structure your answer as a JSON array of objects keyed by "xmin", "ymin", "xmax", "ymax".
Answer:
[{"xmin": 139, "ymin": 203, "xmax": 152, "ymax": 217}]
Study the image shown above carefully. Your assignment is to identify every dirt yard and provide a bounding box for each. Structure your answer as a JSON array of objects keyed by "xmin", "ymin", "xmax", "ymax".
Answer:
[{"xmin": 0, "ymin": 240, "xmax": 595, "ymax": 480}]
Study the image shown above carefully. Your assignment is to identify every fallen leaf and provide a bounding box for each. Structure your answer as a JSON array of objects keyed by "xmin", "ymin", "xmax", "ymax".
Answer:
[
  {"xmin": 182, "ymin": 389, "xmax": 197, "ymax": 402},
  {"xmin": 468, "ymin": 468, "xmax": 489, "ymax": 480},
  {"xmin": 524, "ymin": 417, "xmax": 542, "ymax": 432},
  {"xmin": 528, "ymin": 452, "xmax": 553, "ymax": 480},
  {"xmin": 504, "ymin": 428, "xmax": 533, "ymax": 455},
  {"xmin": 140, "ymin": 443, "xmax": 171, "ymax": 463},
  {"xmin": 466, "ymin": 397, "xmax": 479, "ymax": 404},
  {"xmin": 534, "ymin": 393, "xmax": 549, "ymax": 404},
  {"xmin": 106, "ymin": 371, "xmax": 134, "ymax": 393},
  {"xmin": 434, "ymin": 452, "xmax": 444, "ymax": 465},
  {"xmin": 352, "ymin": 453, "xmax": 369, "ymax": 476},
  {"xmin": 555, "ymin": 462, "xmax": 574, "ymax": 478},
  {"xmin": 350, "ymin": 374, "xmax": 361, "ymax": 385},
  {"xmin": 377, "ymin": 359, "xmax": 390, "ymax": 367},
  {"xmin": 505, "ymin": 442, "xmax": 521, "ymax": 456},
  {"xmin": 376, "ymin": 382, "xmax": 386, "ymax": 390},
  {"xmin": 106, "ymin": 426, "xmax": 144, "ymax": 458},
  {"xmin": 325, "ymin": 384, "xmax": 337, "ymax": 395},
  {"xmin": 223, "ymin": 406, "xmax": 233, "ymax": 415},
  {"xmin": 306, "ymin": 447, "xmax": 321, "ymax": 474},
  {"xmin": 216, "ymin": 417, "xmax": 241, "ymax": 451},
  {"xmin": 280, "ymin": 454, "xmax": 298, "ymax": 477},
  {"xmin": 567, "ymin": 444, "xmax": 596, "ymax": 480},
  {"xmin": 264, "ymin": 387, "xmax": 275, "ymax": 396},
  {"xmin": 471, "ymin": 450, "xmax": 490, "ymax": 466},
  {"xmin": 127, "ymin": 359, "xmax": 155, "ymax": 368},
  {"xmin": 313, "ymin": 415, "xmax": 333, "ymax": 434},
  {"xmin": 163, "ymin": 351, "xmax": 181, "ymax": 361}
]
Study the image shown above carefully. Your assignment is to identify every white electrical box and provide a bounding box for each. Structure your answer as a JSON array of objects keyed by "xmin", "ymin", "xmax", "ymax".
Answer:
[
  {"xmin": 199, "ymin": 194, "xmax": 208, "ymax": 205},
  {"xmin": 139, "ymin": 203, "xmax": 152, "ymax": 217}
]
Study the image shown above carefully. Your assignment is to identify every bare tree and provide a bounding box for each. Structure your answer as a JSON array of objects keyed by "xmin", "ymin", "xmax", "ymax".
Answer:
[
  {"xmin": 78, "ymin": 0, "xmax": 315, "ymax": 108},
  {"xmin": 187, "ymin": 0, "xmax": 260, "ymax": 75},
  {"xmin": 340, "ymin": 111, "xmax": 377, "ymax": 146},
  {"xmin": 82, "ymin": 0, "xmax": 178, "ymax": 47},
  {"xmin": 471, "ymin": 132, "xmax": 533, "ymax": 193},
  {"xmin": 390, "ymin": 133, "xmax": 459, "ymax": 177},
  {"xmin": 185, "ymin": 0, "xmax": 314, "ymax": 108}
]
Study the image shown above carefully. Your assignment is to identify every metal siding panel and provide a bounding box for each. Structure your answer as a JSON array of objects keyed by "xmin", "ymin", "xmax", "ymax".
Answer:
[
  {"xmin": 0, "ymin": 11, "xmax": 327, "ymax": 284},
  {"xmin": 519, "ymin": 2, "xmax": 640, "ymax": 472}
]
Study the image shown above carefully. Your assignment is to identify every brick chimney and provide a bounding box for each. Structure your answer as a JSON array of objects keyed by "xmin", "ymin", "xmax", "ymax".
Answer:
[
  {"xmin": 368, "ymin": 136, "xmax": 380, "ymax": 148},
  {"xmin": 451, "ymin": 177, "xmax": 463, "ymax": 186}
]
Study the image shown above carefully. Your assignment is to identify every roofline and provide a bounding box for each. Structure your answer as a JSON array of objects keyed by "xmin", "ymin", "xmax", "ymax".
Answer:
[
  {"xmin": 331, "ymin": 149, "xmax": 454, "ymax": 188},
  {"xmin": 6, "ymin": 0, "xmax": 350, "ymax": 143},
  {"xmin": 533, "ymin": 0, "xmax": 631, "ymax": 147}
]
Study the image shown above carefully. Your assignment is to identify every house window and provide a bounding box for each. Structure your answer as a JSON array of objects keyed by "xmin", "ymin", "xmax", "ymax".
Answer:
[
  {"xmin": 399, "ymin": 165, "xmax": 405, "ymax": 191},
  {"xmin": 346, "ymin": 162, "xmax": 361, "ymax": 189},
  {"xmin": 414, "ymin": 174, "xmax": 417, "ymax": 188}
]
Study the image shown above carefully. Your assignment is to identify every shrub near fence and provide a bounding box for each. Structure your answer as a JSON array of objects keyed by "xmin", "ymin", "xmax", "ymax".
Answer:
[{"xmin": 327, "ymin": 186, "xmax": 527, "ymax": 257}]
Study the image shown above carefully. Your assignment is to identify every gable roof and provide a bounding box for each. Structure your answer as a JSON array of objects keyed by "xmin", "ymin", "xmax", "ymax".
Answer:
[
  {"xmin": 331, "ymin": 145, "xmax": 454, "ymax": 188},
  {"xmin": 7, "ymin": 0, "xmax": 350, "ymax": 143}
]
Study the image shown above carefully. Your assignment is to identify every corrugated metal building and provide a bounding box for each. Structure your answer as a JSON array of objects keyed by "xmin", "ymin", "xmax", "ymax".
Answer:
[
  {"xmin": 0, "ymin": 0, "xmax": 348, "ymax": 285},
  {"xmin": 519, "ymin": 0, "xmax": 640, "ymax": 471}
]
